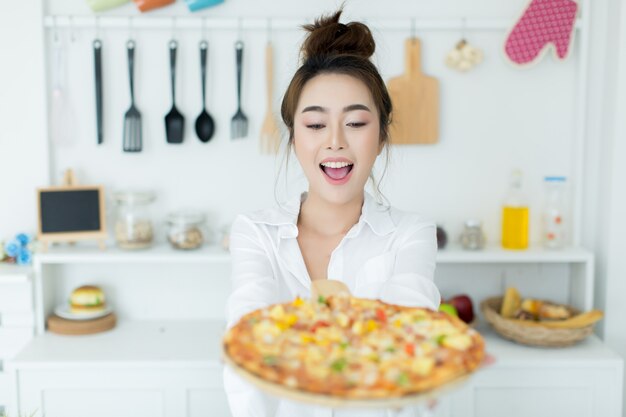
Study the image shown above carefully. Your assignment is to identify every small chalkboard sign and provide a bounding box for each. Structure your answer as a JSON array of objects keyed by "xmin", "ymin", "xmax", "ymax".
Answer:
[{"xmin": 37, "ymin": 172, "xmax": 107, "ymax": 249}]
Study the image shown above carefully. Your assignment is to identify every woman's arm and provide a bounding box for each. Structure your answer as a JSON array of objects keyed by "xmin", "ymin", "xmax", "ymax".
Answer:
[
  {"xmin": 380, "ymin": 220, "xmax": 441, "ymax": 310},
  {"xmin": 224, "ymin": 215, "xmax": 279, "ymax": 417}
]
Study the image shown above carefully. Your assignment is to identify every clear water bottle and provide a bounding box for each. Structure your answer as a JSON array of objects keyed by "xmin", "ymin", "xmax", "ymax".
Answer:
[{"xmin": 542, "ymin": 176, "xmax": 567, "ymax": 249}]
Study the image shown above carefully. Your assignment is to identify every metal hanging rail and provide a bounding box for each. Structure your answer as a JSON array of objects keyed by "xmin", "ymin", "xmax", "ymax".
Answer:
[{"xmin": 42, "ymin": 15, "xmax": 583, "ymax": 31}]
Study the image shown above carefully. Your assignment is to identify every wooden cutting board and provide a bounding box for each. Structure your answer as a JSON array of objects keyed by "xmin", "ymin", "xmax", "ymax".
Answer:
[
  {"xmin": 387, "ymin": 38, "xmax": 439, "ymax": 145},
  {"xmin": 47, "ymin": 313, "xmax": 116, "ymax": 335}
]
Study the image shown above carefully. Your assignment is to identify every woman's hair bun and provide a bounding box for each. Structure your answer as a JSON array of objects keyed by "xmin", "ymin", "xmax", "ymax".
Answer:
[{"xmin": 301, "ymin": 9, "xmax": 375, "ymax": 61}]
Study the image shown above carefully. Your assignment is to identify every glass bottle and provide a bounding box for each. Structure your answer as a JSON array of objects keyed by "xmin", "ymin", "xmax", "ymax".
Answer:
[
  {"xmin": 501, "ymin": 170, "xmax": 529, "ymax": 250},
  {"xmin": 114, "ymin": 190, "xmax": 156, "ymax": 250},
  {"xmin": 542, "ymin": 176, "xmax": 567, "ymax": 249}
]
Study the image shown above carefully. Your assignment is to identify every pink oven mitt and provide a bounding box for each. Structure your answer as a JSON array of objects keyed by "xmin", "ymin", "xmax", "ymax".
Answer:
[{"xmin": 504, "ymin": 0, "xmax": 578, "ymax": 66}]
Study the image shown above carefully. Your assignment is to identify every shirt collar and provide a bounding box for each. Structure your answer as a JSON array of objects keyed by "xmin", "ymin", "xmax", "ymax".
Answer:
[{"xmin": 246, "ymin": 192, "xmax": 395, "ymax": 238}]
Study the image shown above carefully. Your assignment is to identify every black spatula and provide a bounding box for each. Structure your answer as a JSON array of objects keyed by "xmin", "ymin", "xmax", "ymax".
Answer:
[{"xmin": 165, "ymin": 40, "xmax": 185, "ymax": 144}]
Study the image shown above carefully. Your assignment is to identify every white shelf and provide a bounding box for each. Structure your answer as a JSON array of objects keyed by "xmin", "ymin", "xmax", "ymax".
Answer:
[
  {"xmin": 10, "ymin": 319, "xmax": 620, "ymax": 371},
  {"xmin": 436, "ymin": 245, "xmax": 593, "ymax": 264},
  {"xmin": 34, "ymin": 244, "xmax": 592, "ymax": 265},
  {"xmin": 35, "ymin": 244, "xmax": 230, "ymax": 265}
]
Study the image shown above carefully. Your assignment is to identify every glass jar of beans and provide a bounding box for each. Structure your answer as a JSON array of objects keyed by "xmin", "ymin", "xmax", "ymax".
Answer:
[
  {"xmin": 166, "ymin": 211, "xmax": 206, "ymax": 250},
  {"xmin": 113, "ymin": 190, "xmax": 156, "ymax": 250}
]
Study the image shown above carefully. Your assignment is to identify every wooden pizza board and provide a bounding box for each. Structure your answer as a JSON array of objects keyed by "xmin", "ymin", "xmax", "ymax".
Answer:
[
  {"xmin": 387, "ymin": 38, "xmax": 440, "ymax": 145},
  {"xmin": 223, "ymin": 280, "xmax": 474, "ymax": 408},
  {"xmin": 47, "ymin": 313, "xmax": 116, "ymax": 335}
]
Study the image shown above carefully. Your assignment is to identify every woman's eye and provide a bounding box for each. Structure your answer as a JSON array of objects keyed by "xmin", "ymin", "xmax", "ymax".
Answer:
[
  {"xmin": 347, "ymin": 122, "xmax": 366, "ymax": 128},
  {"xmin": 307, "ymin": 124, "xmax": 325, "ymax": 130}
]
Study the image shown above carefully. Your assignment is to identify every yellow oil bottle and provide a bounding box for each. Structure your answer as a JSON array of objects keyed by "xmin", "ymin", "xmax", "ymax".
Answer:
[{"xmin": 501, "ymin": 170, "xmax": 529, "ymax": 250}]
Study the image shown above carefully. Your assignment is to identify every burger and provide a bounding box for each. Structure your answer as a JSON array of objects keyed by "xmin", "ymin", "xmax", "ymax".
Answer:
[{"xmin": 69, "ymin": 285, "xmax": 106, "ymax": 314}]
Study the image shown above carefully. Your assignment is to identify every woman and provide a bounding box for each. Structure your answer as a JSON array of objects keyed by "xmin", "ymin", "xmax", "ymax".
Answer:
[{"xmin": 224, "ymin": 9, "xmax": 441, "ymax": 417}]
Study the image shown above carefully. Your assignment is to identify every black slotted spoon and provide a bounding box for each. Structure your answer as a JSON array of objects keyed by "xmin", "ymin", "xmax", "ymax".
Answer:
[{"xmin": 165, "ymin": 40, "xmax": 185, "ymax": 144}]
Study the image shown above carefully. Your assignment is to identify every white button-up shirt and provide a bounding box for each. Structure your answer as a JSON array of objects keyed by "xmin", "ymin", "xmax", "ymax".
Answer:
[{"xmin": 224, "ymin": 192, "xmax": 441, "ymax": 417}]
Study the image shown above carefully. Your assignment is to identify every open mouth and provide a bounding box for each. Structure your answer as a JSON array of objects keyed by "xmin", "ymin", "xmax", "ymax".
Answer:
[{"xmin": 319, "ymin": 161, "xmax": 354, "ymax": 181}]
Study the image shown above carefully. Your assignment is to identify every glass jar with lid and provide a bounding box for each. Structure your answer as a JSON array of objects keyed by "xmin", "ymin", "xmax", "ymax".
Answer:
[
  {"xmin": 460, "ymin": 219, "xmax": 486, "ymax": 250},
  {"xmin": 114, "ymin": 190, "xmax": 155, "ymax": 250},
  {"xmin": 166, "ymin": 211, "xmax": 206, "ymax": 250}
]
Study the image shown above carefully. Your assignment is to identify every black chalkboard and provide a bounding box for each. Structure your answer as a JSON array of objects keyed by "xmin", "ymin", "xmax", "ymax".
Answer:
[{"xmin": 39, "ymin": 189, "xmax": 102, "ymax": 234}]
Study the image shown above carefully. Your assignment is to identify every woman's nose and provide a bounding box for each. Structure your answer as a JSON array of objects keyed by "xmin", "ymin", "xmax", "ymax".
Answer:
[{"xmin": 326, "ymin": 126, "xmax": 348, "ymax": 150}]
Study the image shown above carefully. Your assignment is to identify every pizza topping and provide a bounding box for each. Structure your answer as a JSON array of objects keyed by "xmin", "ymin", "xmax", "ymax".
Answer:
[
  {"xmin": 351, "ymin": 320, "xmax": 365, "ymax": 335},
  {"xmin": 404, "ymin": 342, "xmax": 415, "ymax": 357},
  {"xmin": 263, "ymin": 355, "xmax": 278, "ymax": 366},
  {"xmin": 396, "ymin": 371, "xmax": 410, "ymax": 386},
  {"xmin": 441, "ymin": 334, "xmax": 472, "ymax": 350},
  {"xmin": 331, "ymin": 358, "xmax": 348, "ymax": 372},
  {"xmin": 435, "ymin": 334, "xmax": 447, "ymax": 345},
  {"xmin": 411, "ymin": 356, "xmax": 435, "ymax": 376},
  {"xmin": 336, "ymin": 312, "xmax": 350, "ymax": 327},
  {"xmin": 310, "ymin": 320, "xmax": 331, "ymax": 333},
  {"xmin": 269, "ymin": 304, "xmax": 285, "ymax": 320},
  {"xmin": 375, "ymin": 308, "xmax": 387, "ymax": 323}
]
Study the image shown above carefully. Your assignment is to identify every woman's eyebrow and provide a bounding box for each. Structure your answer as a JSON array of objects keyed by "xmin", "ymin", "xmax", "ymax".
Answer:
[
  {"xmin": 301, "ymin": 104, "xmax": 371, "ymax": 113},
  {"xmin": 343, "ymin": 104, "xmax": 371, "ymax": 113},
  {"xmin": 301, "ymin": 105, "xmax": 326, "ymax": 113}
]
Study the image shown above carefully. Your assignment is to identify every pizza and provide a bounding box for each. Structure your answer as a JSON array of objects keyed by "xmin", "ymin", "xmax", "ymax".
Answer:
[{"xmin": 223, "ymin": 295, "xmax": 485, "ymax": 399}]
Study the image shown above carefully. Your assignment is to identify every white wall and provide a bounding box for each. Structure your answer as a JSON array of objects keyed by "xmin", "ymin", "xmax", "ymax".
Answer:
[
  {"xmin": 33, "ymin": 0, "xmax": 583, "ymax": 247},
  {"xmin": 0, "ymin": 2, "xmax": 49, "ymax": 237},
  {"xmin": 602, "ymin": 0, "xmax": 626, "ymax": 412}
]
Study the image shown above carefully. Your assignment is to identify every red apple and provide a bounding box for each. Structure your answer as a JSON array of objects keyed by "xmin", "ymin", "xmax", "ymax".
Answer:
[{"xmin": 447, "ymin": 294, "xmax": 475, "ymax": 324}]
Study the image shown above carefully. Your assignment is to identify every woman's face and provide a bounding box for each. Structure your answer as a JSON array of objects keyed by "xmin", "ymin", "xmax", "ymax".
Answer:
[{"xmin": 293, "ymin": 73, "xmax": 382, "ymax": 205}]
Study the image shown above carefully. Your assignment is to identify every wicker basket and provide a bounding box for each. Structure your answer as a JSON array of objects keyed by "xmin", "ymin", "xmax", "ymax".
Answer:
[{"xmin": 481, "ymin": 296, "xmax": 594, "ymax": 347}]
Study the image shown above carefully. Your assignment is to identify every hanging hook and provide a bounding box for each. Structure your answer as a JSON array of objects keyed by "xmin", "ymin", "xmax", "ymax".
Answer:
[
  {"xmin": 171, "ymin": 16, "xmax": 177, "ymax": 40},
  {"xmin": 95, "ymin": 16, "xmax": 101, "ymax": 40},
  {"xmin": 69, "ymin": 15, "xmax": 76, "ymax": 43},
  {"xmin": 53, "ymin": 15, "xmax": 59, "ymax": 43},
  {"xmin": 237, "ymin": 17, "xmax": 243, "ymax": 41},
  {"xmin": 461, "ymin": 17, "xmax": 467, "ymax": 41},
  {"xmin": 128, "ymin": 16, "xmax": 134, "ymax": 40},
  {"xmin": 201, "ymin": 16, "xmax": 208, "ymax": 41},
  {"xmin": 410, "ymin": 17, "xmax": 416, "ymax": 39}
]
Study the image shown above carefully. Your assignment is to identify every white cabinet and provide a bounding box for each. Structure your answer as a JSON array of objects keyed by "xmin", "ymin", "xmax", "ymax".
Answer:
[
  {"xmin": 9, "ymin": 320, "xmax": 230, "ymax": 417},
  {"xmin": 5, "ymin": 244, "xmax": 624, "ymax": 417},
  {"xmin": 0, "ymin": 265, "xmax": 35, "ymax": 415}
]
